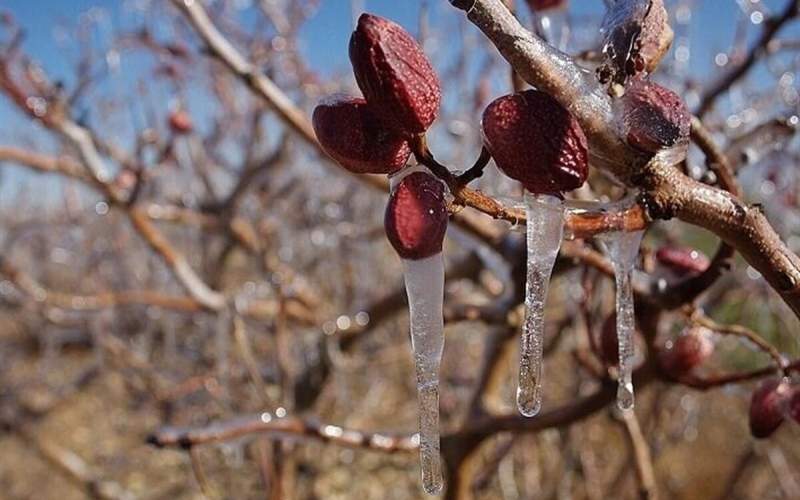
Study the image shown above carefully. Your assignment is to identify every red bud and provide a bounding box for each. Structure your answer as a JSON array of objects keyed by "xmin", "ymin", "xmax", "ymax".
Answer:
[
  {"xmin": 169, "ymin": 110, "xmax": 193, "ymax": 134},
  {"xmin": 350, "ymin": 13, "xmax": 441, "ymax": 136},
  {"xmin": 482, "ymin": 90, "xmax": 588, "ymax": 195},
  {"xmin": 658, "ymin": 327, "xmax": 714, "ymax": 379},
  {"xmin": 619, "ymin": 79, "xmax": 690, "ymax": 154},
  {"xmin": 599, "ymin": 313, "xmax": 620, "ymax": 366},
  {"xmin": 656, "ymin": 246, "xmax": 711, "ymax": 276},
  {"xmin": 749, "ymin": 378, "xmax": 790, "ymax": 439},
  {"xmin": 789, "ymin": 388, "xmax": 800, "ymax": 424},
  {"xmin": 312, "ymin": 96, "xmax": 411, "ymax": 174},
  {"xmin": 525, "ymin": 0, "xmax": 567, "ymax": 11},
  {"xmin": 385, "ymin": 171, "xmax": 448, "ymax": 260}
]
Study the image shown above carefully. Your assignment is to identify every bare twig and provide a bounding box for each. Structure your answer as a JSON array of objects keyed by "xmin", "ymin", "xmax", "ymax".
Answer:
[{"xmin": 696, "ymin": 0, "xmax": 800, "ymax": 117}]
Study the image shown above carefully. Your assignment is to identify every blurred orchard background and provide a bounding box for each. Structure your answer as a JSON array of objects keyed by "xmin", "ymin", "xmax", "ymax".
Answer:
[{"xmin": 1, "ymin": 0, "xmax": 800, "ymax": 499}]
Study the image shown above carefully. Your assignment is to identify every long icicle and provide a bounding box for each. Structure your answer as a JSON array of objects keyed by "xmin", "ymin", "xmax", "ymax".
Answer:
[
  {"xmin": 602, "ymin": 229, "xmax": 644, "ymax": 411},
  {"xmin": 517, "ymin": 192, "xmax": 565, "ymax": 417},
  {"xmin": 402, "ymin": 253, "xmax": 445, "ymax": 495}
]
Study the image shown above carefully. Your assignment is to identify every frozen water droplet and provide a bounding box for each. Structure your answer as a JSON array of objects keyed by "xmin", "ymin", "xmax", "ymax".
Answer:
[
  {"xmin": 600, "ymin": 228, "xmax": 644, "ymax": 411},
  {"xmin": 402, "ymin": 254, "xmax": 445, "ymax": 495},
  {"xmin": 517, "ymin": 193, "xmax": 564, "ymax": 417}
]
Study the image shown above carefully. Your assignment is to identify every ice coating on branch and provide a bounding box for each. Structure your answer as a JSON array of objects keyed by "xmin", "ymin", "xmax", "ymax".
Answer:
[
  {"xmin": 618, "ymin": 78, "xmax": 690, "ymax": 155},
  {"xmin": 312, "ymin": 96, "xmax": 411, "ymax": 174},
  {"xmin": 600, "ymin": 228, "xmax": 644, "ymax": 411},
  {"xmin": 482, "ymin": 90, "xmax": 588, "ymax": 195},
  {"xmin": 385, "ymin": 171, "xmax": 448, "ymax": 260},
  {"xmin": 749, "ymin": 378, "xmax": 791, "ymax": 439},
  {"xmin": 402, "ymin": 254, "xmax": 445, "ymax": 495},
  {"xmin": 350, "ymin": 13, "xmax": 441, "ymax": 136},
  {"xmin": 598, "ymin": 0, "xmax": 673, "ymax": 85},
  {"xmin": 517, "ymin": 193, "xmax": 565, "ymax": 416}
]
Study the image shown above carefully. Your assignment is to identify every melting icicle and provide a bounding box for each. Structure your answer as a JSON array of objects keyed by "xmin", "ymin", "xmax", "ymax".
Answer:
[
  {"xmin": 402, "ymin": 253, "xmax": 445, "ymax": 495},
  {"xmin": 601, "ymin": 229, "xmax": 644, "ymax": 411},
  {"xmin": 517, "ymin": 192, "xmax": 565, "ymax": 417},
  {"xmin": 536, "ymin": 8, "xmax": 570, "ymax": 52}
]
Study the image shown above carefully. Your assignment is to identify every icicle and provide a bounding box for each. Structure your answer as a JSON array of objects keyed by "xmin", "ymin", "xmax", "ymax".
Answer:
[
  {"xmin": 600, "ymin": 229, "xmax": 644, "ymax": 411},
  {"xmin": 517, "ymin": 192, "xmax": 565, "ymax": 417},
  {"xmin": 402, "ymin": 253, "xmax": 445, "ymax": 495},
  {"xmin": 536, "ymin": 8, "xmax": 570, "ymax": 52}
]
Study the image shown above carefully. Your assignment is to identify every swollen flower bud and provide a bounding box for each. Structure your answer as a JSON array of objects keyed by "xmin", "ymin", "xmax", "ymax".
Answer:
[
  {"xmin": 385, "ymin": 171, "xmax": 448, "ymax": 260},
  {"xmin": 481, "ymin": 90, "xmax": 588, "ymax": 195},
  {"xmin": 749, "ymin": 378, "xmax": 790, "ymax": 439},
  {"xmin": 312, "ymin": 96, "xmax": 411, "ymax": 174},
  {"xmin": 599, "ymin": 0, "xmax": 673, "ymax": 85},
  {"xmin": 350, "ymin": 13, "xmax": 441, "ymax": 136},
  {"xmin": 619, "ymin": 79, "xmax": 690, "ymax": 154},
  {"xmin": 169, "ymin": 110, "xmax": 193, "ymax": 135},
  {"xmin": 658, "ymin": 327, "xmax": 714, "ymax": 379},
  {"xmin": 599, "ymin": 313, "xmax": 620, "ymax": 367},
  {"xmin": 789, "ymin": 388, "xmax": 800, "ymax": 424},
  {"xmin": 525, "ymin": 0, "xmax": 567, "ymax": 11},
  {"xmin": 656, "ymin": 246, "xmax": 711, "ymax": 276}
]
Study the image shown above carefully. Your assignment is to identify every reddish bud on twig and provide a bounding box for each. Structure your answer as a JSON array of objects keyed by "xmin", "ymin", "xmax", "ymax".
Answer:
[
  {"xmin": 656, "ymin": 246, "xmax": 711, "ymax": 276},
  {"xmin": 312, "ymin": 96, "xmax": 411, "ymax": 174},
  {"xmin": 599, "ymin": 313, "xmax": 620, "ymax": 367},
  {"xmin": 169, "ymin": 110, "xmax": 193, "ymax": 135},
  {"xmin": 598, "ymin": 0, "xmax": 672, "ymax": 85},
  {"xmin": 525, "ymin": 0, "xmax": 567, "ymax": 12},
  {"xmin": 481, "ymin": 89, "xmax": 588, "ymax": 195},
  {"xmin": 658, "ymin": 327, "xmax": 714, "ymax": 379},
  {"xmin": 749, "ymin": 378, "xmax": 790, "ymax": 439},
  {"xmin": 619, "ymin": 79, "xmax": 690, "ymax": 154},
  {"xmin": 789, "ymin": 388, "xmax": 800, "ymax": 424},
  {"xmin": 350, "ymin": 13, "xmax": 441, "ymax": 136},
  {"xmin": 385, "ymin": 171, "xmax": 448, "ymax": 260}
]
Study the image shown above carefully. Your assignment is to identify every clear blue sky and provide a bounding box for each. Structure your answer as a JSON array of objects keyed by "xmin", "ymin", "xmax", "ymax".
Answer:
[{"xmin": 0, "ymin": 0, "xmax": 795, "ymax": 199}]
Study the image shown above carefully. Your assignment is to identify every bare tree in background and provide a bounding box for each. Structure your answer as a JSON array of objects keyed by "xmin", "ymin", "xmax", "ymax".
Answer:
[{"xmin": 2, "ymin": 0, "xmax": 800, "ymax": 499}]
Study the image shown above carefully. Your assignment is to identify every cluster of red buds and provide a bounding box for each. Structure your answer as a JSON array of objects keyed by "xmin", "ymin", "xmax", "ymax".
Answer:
[
  {"xmin": 312, "ymin": 13, "xmax": 448, "ymax": 259},
  {"xmin": 313, "ymin": 13, "xmax": 440, "ymax": 176}
]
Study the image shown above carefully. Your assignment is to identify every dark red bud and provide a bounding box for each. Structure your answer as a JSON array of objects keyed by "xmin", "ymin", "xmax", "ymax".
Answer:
[
  {"xmin": 385, "ymin": 171, "xmax": 448, "ymax": 260},
  {"xmin": 749, "ymin": 378, "xmax": 790, "ymax": 439},
  {"xmin": 482, "ymin": 89, "xmax": 588, "ymax": 195},
  {"xmin": 656, "ymin": 246, "xmax": 711, "ymax": 276},
  {"xmin": 599, "ymin": 313, "xmax": 620, "ymax": 366},
  {"xmin": 525, "ymin": 0, "xmax": 567, "ymax": 11},
  {"xmin": 789, "ymin": 388, "xmax": 800, "ymax": 424},
  {"xmin": 312, "ymin": 96, "xmax": 411, "ymax": 175},
  {"xmin": 620, "ymin": 79, "xmax": 690, "ymax": 154},
  {"xmin": 658, "ymin": 327, "xmax": 714, "ymax": 379},
  {"xmin": 169, "ymin": 110, "xmax": 193, "ymax": 134},
  {"xmin": 350, "ymin": 13, "xmax": 441, "ymax": 136},
  {"xmin": 600, "ymin": 0, "xmax": 672, "ymax": 84}
]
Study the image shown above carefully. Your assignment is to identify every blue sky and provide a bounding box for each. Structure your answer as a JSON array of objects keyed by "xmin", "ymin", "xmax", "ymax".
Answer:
[
  {"xmin": 0, "ymin": 0, "xmax": 751, "ymax": 88},
  {"xmin": 0, "ymin": 0, "xmax": 795, "ymax": 200}
]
